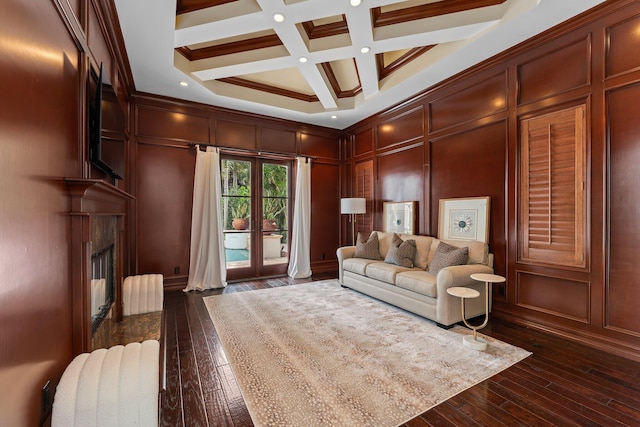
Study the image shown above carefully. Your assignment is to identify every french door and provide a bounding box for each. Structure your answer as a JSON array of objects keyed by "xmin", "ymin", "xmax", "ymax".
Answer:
[{"xmin": 221, "ymin": 156, "xmax": 291, "ymax": 281}]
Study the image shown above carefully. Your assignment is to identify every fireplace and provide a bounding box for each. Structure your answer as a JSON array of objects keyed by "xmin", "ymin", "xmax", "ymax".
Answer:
[
  {"xmin": 66, "ymin": 178, "xmax": 133, "ymax": 354},
  {"xmin": 90, "ymin": 244, "xmax": 115, "ymax": 333}
]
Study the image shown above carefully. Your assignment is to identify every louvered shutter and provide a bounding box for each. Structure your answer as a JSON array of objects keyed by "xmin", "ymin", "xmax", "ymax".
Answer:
[
  {"xmin": 519, "ymin": 105, "xmax": 586, "ymax": 267},
  {"xmin": 355, "ymin": 160, "xmax": 374, "ymax": 234}
]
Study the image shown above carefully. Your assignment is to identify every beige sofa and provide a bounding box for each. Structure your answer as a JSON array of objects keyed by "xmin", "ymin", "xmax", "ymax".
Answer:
[{"xmin": 336, "ymin": 231, "xmax": 494, "ymax": 327}]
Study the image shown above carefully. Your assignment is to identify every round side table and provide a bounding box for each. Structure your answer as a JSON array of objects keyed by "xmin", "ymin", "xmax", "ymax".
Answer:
[
  {"xmin": 446, "ymin": 286, "xmax": 484, "ymax": 350},
  {"xmin": 463, "ymin": 273, "xmax": 507, "ymax": 350}
]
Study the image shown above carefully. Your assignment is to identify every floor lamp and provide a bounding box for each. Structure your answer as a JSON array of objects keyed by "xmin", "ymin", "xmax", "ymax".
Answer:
[{"xmin": 340, "ymin": 198, "xmax": 366, "ymax": 245}]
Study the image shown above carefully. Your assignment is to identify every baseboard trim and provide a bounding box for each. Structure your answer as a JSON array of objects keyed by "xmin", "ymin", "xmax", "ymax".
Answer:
[{"xmin": 492, "ymin": 309, "xmax": 640, "ymax": 363}]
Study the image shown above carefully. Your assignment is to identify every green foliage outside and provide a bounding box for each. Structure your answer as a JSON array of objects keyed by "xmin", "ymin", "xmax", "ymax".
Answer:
[
  {"xmin": 262, "ymin": 163, "xmax": 288, "ymax": 231},
  {"xmin": 221, "ymin": 160, "xmax": 288, "ymax": 231},
  {"xmin": 222, "ymin": 160, "xmax": 250, "ymax": 230}
]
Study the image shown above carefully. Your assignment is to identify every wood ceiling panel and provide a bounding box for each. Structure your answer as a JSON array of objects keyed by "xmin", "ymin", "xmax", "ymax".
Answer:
[
  {"xmin": 176, "ymin": 34, "xmax": 282, "ymax": 60},
  {"xmin": 301, "ymin": 15, "xmax": 348, "ymax": 40},
  {"xmin": 176, "ymin": 0, "xmax": 237, "ymax": 15},
  {"xmin": 372, "ymin": 0, "xmax": 506, "ymax": 27}
]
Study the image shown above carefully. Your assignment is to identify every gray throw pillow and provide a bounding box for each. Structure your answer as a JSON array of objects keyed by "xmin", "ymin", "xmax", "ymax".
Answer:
[
  {"xmin": 428, "ymin": 242, "xmax": 469, "ymax": 274},
  {"xmin": 354, "ymin": 232, "xmax": 381, "ymax": 260},
  {"xmin": 384, "ymin": 234, "xmax": 416, "ymax": 268}
]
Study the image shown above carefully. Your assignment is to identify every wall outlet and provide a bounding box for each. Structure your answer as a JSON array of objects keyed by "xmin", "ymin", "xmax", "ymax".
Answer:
[{"xmin": 174, "ymin": 266, "xmax": 180, "ymax": 274}]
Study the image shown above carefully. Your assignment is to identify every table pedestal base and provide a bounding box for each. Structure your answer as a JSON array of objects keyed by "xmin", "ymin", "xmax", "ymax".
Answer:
[{"xmin": 463, "ymin": 334, "xmax": 487, "ymax": 351}]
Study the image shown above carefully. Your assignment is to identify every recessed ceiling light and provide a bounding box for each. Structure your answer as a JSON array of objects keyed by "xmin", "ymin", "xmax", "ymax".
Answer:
[
  {"xmin": 331, "ymin": 115, "xmax": 338, "ymax": 119},
  {"xmin": 360, "ymin": 46, "xmax": 371, "ymax": 54},
  {"xmin": 273, "ymin": 12, "xmax": 285, "ymax": 23},
  {"xmin": 299, "ymin": 56, "xmax": 308, "ymax": 63},
  {"xmin": 179, "ymin": 81, "xmax": 188, "ymax": 87},
  {"xmin": 350, "ymin": 0, "xmax": 362, "ymax": 6}
]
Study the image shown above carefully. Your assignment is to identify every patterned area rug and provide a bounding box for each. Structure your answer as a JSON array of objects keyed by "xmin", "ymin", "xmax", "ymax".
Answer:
[{"xmin": 204, "ymin": 280, "xmax": 531, "ymax": 427}]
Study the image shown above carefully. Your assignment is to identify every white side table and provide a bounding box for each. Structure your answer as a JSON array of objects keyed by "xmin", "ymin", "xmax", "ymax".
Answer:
[{"xmin": 447, "ymin": 273, "xmax": 506, "ymax": 351}]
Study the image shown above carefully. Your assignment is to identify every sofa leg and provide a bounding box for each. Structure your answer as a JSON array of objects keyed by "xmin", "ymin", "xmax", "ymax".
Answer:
[{"xmin": 436, "ymin": 322, "xmax": 454, "ymax": 330}]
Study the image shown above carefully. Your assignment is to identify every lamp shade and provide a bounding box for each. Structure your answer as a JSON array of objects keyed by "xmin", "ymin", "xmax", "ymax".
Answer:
[{"xmin": 340, "ymin": 198, "xmax": 366, "ymax": 214}]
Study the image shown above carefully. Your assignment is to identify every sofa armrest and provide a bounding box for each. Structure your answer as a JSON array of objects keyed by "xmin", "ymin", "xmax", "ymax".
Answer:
[
  {"xmin": 435, "ymin": 263, "xmax": 494, "ymax": 326},
  {"xmin": 436, "ymin": 264, "xmax": 494, "ymax": 293},
  {"xmin": 336, "ymin": 246, "xmax": 356, "ymax": 284}
]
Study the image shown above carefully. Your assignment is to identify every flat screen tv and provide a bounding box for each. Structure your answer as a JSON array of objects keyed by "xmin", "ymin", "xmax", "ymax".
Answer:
[{"xmin": 89, "ymin": 63, "xmax": 125, "ymax": 180}]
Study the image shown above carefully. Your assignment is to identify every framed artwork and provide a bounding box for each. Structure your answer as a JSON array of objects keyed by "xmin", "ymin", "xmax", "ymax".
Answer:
[
  {"xmin": 438, "ymin": 197, "xmax": 490, "ymax": 243},
  {"xmin": 383, "ymin": 201, "xmax": 416, "ymax": 234}
]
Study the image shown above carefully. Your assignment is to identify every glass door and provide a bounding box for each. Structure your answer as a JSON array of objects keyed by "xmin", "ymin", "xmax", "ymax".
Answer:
[
  {"xmin": 221, "ymin": 157, "xmax": 290, "ymax": 281},
  {"xmin": 221, "ymin": 158, "xmax": 254, "ymax": 279},
  {"xmin": 260, "ymin": 161, "xmax": 289, "ymax": 276}
]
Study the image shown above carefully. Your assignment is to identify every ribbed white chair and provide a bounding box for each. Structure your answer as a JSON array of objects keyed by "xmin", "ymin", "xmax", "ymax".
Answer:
[
  {"xmin": 122, "ymin": 274, "xmax": 164, "ymax": 316},
  {"xmin": 52, "ymin": 340, "xmax": 159, "ymax": 427}
]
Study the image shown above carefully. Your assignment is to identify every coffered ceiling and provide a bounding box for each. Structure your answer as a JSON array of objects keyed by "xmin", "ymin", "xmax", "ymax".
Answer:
[{"xmin": 114, "ymin": 0, "xmax": 604, "ymax": 129}]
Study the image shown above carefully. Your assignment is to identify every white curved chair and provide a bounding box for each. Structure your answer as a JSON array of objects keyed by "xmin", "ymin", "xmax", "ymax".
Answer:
[
  {"xmin": 123, "ymin": 274, "xmax": 163, "ymax": 316},
  {"xmin": 52, "ymin": 340, "xmax": 159, "ymax": 427}
]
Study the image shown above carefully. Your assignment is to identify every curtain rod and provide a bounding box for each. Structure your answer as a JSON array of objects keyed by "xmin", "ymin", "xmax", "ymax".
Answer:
[{"xmin": 188, "ymin": 142, "xmax": 317, "ymax": 160}]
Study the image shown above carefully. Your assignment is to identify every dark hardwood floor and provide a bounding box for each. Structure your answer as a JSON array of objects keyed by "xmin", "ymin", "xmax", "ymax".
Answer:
[{"xmin": 160, "ymin": 273, "xmax": 640, "ymax": 426}]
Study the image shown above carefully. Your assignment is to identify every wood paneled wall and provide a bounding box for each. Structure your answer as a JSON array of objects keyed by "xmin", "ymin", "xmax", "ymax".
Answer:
[
  {"xmin": 343, "ymin": 0, "xmax": 640, "ymax": 360},
  {"xmin": 131, "ymin": 95, "xmax": 342, "ymax": 288},
  {"xmin": 0, "ymin": 0, "xmax": 131, "ymax": 425}
]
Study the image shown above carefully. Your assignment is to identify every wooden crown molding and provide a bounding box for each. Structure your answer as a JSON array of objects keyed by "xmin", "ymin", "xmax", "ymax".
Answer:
[{"xmin": 372, "ymin": 0, "xmax": 506, "ymax": 27}]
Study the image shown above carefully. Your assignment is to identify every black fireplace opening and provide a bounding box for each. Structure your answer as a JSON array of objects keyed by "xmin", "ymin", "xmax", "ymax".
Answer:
[{"xmin": 90, "ymin": 244, "xmax": 115, "ymax": 333}]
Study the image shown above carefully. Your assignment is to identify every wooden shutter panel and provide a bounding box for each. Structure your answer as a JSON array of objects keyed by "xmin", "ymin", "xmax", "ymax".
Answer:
[
  {"xmin": 519, "ymin": 105, "xmax": 586, "ymax": 267},
  {"xmin": 355, "ymin": 160, "xmax": 374, "ymax": 235}
]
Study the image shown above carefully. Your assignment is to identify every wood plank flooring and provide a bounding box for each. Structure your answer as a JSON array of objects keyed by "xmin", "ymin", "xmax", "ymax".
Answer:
[{"xmin": 160, "ymin": 274, "xmax": 640, "ymax": 426}]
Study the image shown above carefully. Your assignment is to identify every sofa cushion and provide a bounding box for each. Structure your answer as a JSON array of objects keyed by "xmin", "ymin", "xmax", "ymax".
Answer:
[
  {"xmin": 400, "ymin": 234, "xmax": 433, "ymax": 270},
  {"xmin": 354, "ymin": 232, "xmax": 381, "ymax": 260},
  {"xmin": 442, "ymin": 239, "xmax": 488, "ymax": 265},
  {"xmin": 365, "ymin": 262, "xmax": 412, "ymax": 285},
  {"xmin": 428, "ymin": 242, "xmax": 469, "ymax": 274},
  {"xmin": 384, "ymin": 234, "xmax": 416, "ymax": 268},
  {"xmin": 343, "ymin": 258, "xmax": 379, "ymax": 276},
  {"xmin": 395, "ymin": 271, "xmax": 438, "ymax": 298}
]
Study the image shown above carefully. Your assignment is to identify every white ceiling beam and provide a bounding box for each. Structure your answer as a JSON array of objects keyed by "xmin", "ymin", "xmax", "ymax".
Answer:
[
  {"xmin": 175, "ymin": 0, "xmax": 412, "ymax": 47},
  {"xmin": 345, "ymin": 6, "xmax": 378, "ymax": 98}
]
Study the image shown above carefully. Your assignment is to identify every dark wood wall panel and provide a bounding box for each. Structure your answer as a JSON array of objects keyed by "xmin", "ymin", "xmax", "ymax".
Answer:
[
  {"xmin": 259, "ymin": 127, "xmax": 296, "ymax": 153},
  {"xmin": 430, "ymin": 122, "xmax": 507, "ymax": 274},
  {"xmin": 136, "ymin": 143, "xmax": 195, "ymax": 278},
  {"xmin": 342, "ymin": 137, "xmax": 352, "ymax": 160},
  {"xmin": 429, "ymin": 72, "xmax": 507, "ymax": 132},
  {"xmin": 516, "ymin": 272, "xmax": 590, "ymax": 323},
  {"xmin": 310, "ymin": 163, "xmax": 340, "ymax": 265},
  {"xmin": 88, "ymin": 2, "xmax": 112, "ymax": 73},
  {"xmin": 517, "ymin": 36, "xmax": 590, "ymax": 104},
  {"xmin": 300, "ymin": 132, "xmax": 340, "ymax": 160},
  {"xmin": 377, "ymin": 146, "xmax": 425, "ymax": 233},
  {"xmin": 0, "ymin": 0, "xmax": 132, "ymax": 423},
  {"xmin": 376, "ymin": 107, "xmax": 424, "ymax": 149},
  {"xmin": 132, "ymin": 96, "xmax": 341, "ymax": 284},
  {"xmin": 69, "ymin": 0, "xmax": 82, "ymax": 19},
  {"xmin": 606, "ymin": 15, "xmax": 640, "ymax": 78},
  {"xmin": 606, "ymin": 83, "xmax": 640, "ymax": 335},
  {"xmin": 217, "ymin": 119, "xmax": 256, "ymax": 150},
  {"xmin": 354, "ymin": 128, "xmax": 374, "ymax": 157},
  {"xmin": 136, "ymin": 106, "xmax": 210, "ymax": 142}
]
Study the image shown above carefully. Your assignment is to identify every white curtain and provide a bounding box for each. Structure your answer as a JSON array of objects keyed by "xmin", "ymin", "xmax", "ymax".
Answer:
[
  {"xmin": 288, "ymin": 157, "xmax": 312, "ymax": 278},
  {"xmin": 184, "ymin": 146, "xmax": 227, "ymax": 291}
]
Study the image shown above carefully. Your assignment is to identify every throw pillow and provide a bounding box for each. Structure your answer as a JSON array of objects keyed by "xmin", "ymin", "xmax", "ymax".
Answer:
[
  {"xmin": 384, "ymin": 234, "xmax": 417, "ymax": 268},
  {"xmin": 354, "ymin": 232, "xmax": 381, "ymax": 260},
  {"xmin": 428, "ymin": 242, "xmax": 469, "ymax": 274}
]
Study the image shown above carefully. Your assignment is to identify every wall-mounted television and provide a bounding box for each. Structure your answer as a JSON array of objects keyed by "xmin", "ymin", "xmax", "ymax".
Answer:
[{"xmin": 88, "ymin": 63, "xmax": 125, "ymax": 180}]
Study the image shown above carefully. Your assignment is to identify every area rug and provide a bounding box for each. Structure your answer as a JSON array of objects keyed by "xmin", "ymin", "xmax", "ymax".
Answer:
[{"xmin": 204, "ymin": 280, "xmax": 531, "ymax": 426}]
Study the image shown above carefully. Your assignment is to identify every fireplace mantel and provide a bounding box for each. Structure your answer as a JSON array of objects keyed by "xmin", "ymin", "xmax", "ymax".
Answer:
[
  {"xmin": 65, "ymin": 178, "xmax": 133, "ymax": 214},
  {"xmin": 65, "ymin": 178, "xmax": 134, "ymax": 354}
]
